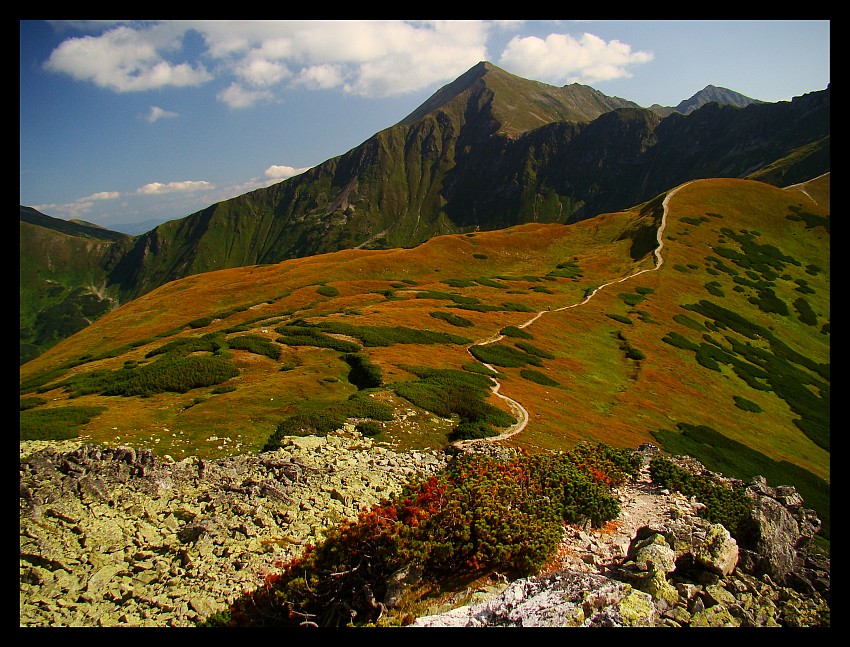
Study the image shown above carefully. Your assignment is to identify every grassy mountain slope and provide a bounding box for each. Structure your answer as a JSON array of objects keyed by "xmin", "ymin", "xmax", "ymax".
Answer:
[
  {"xmin": 20, "ymin": 207, "xmax": 133, "ymax": 364},
  {"xmin": 104, "ymin": 67, "xmax": 829, "ymax": 305},
  {"xmin": 20, "ymin": 176, "xmax": 829, "ymax": 532}
]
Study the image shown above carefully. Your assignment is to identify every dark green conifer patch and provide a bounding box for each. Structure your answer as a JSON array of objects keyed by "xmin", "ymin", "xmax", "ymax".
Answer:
[
  {"xmin": 20, "ymin": 405, "xmax": 106, "ymax": 441},
  {"xmin": 429, "ymin": 311, "xmax": 474, "ymax": 328}
]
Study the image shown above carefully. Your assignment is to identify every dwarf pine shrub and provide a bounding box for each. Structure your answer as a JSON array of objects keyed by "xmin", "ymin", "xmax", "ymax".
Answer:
[
  {"xmin": 649, "ymin": 455, "xmax": 752, "ymax": 538},
  {"xmin": 211, "ymin": 444, "xmax": 639, "ymax": 627}
]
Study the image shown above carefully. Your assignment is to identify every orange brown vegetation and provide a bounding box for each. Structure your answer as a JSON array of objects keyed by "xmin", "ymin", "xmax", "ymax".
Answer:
[{"xmin": 20, "ymin": 179, "xmax": 829, "ymax": 488}]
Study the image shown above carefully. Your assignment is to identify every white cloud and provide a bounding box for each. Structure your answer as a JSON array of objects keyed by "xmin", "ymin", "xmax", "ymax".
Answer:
[
  {"xmin": 44, "ymin": 20, "xmax": 497, "ymax": 103},
  {"xmin": 146, "ymin": 106, "xmax": 179, "ymax": 122},
  {"xmin": 41, "ymin": 21, "xmax": 653, "ymax": 107},
  {"xmin": 336, "ymin": 20, "xmax": 490, "ymax": 97},
  {"xmin": 32, "ymin": 190, "xmax": 121, "ymax": 220},
  {"xmin": 498, "ymin": 31, "xmax": 653, "ymax": 84},
  {"xmin": 81, "ymin": 191, "xmax": 121, "ymax": 201},
  {"xmin": 290, "ymin": 64, "xmax": 345, "ymax": 90},
  {"xmin": 136, "ymin": 180, "xmax": 214, "ymax": 195},
  {"xmin": 217, "ymin": 82, "xmax": 274, "ymax": 109},
  {"xmin": 265, "ymin": 165, "xmax": 311, "ymax": 180},
  {"xmin": 32, "ymin": 201, "xmax": 94, "ymax": 220},
  {"xmin": 234, "ymin": 57, "xmax": 292, "ymax": 88},
  {"xmin": 43, "ymin": 23, "xmax": 212, "ymax": 92}
]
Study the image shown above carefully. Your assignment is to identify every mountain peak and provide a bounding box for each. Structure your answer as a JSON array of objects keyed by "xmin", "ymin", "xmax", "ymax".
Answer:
[
  {"xmin": 674, "ymin": 85, "xmax": 761, "ymax": 114},
  {"xmin": 398, "ymin": 61, "xmax": 637, "ymax": 135}
]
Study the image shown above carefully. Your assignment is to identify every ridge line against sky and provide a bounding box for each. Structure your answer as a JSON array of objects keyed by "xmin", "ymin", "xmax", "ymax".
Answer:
[{"xmin": 20, "ymin": 20, "xmax": 830, "ymax": 234}]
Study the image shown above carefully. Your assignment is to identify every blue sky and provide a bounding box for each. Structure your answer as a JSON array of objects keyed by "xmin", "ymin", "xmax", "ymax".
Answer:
[{"xmin": 20, "ymin": 20, "xmax": 830, "ymax": 234}]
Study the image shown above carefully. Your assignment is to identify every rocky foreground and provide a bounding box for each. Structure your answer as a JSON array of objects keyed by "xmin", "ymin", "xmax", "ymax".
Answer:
[{"xmin": 19, "ymin": 436, "xmax": 829, "ymax": 627}]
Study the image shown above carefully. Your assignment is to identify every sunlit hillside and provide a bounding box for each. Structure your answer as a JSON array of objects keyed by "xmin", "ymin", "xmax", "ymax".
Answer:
[{"xmin": 20, "ymin": 176, "xmax": 829, "ymax": 532}]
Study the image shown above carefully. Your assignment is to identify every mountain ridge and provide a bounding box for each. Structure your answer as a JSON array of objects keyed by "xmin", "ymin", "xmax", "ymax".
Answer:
[
  {"xmin": 649, "ymin": 84, "xmax": 762, "ymax": 117},
  {"xmin": 398, "ymin": 61, "xmax": 640, "ymax": 136},
  {"xmin": 20, "ymin": 62, "xmax": 829, "ymax": 361}
]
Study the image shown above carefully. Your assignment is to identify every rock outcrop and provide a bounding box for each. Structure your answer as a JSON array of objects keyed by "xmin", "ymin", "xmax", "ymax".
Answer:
[
  {"xmin": 19, "ymin": 439, "xmax": 828, "ymax": 628},
  {"xmin": 412, "ymin": 445, "xmax": 830, "ymax": 627}
]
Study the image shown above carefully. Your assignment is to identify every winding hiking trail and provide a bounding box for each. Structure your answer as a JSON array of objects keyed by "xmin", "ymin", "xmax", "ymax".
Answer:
[{"xmin": 453, "ymin": 182, "xmax": 693, "ymax": 451}]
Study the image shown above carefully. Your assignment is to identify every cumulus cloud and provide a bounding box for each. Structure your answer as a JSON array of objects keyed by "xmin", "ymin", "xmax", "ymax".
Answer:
[
  {"xmin": 136, "ymin": 180, "xmax": 214, "ymax": 195},
  {"xmin": 217, "ymin": 82, "xmax": 274, "ymax": 109},
  {"xmin": 43, "ymin": 23, "xmax": 212, "ymax": 92},
  {"xmin": 41, "ymin": 21, "xmax": 653, "ymax": 106},
  {"xmin": 146, "ymin": 106, "xmax": 179, "ymax": 122},
  {"xmin": 44, "ymin": 20, "xmax": 496, "ymax": 104},
  {"xmin": 498, "ymin": 32, "xmax": 653, "ymax": 84},
  {"xmin": 32, "ymin": 201, "xmax": 94, "ymax": 220},
  {"xmin": 290, "ymin": 64, "xmax": 345, "ymax": 91},
  {"xmin": 81, "ymin": 191, "xmax": 121, "ymax": 201},
  {"xmin": 234, "ymin": 57, "xmax": 292, "ymax": 88},
  {"xmin": 265, "ymin": 165, "xmax": 311, "ymax": 180}
]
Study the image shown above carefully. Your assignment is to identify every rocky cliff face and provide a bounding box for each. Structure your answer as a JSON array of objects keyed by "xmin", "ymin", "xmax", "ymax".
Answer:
[{"xmin": 19, "ymin": 438, "xmax": 828, "ymax": 627}]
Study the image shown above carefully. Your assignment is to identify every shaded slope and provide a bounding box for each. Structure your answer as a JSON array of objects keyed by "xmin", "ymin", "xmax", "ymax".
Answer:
[{"xmin": 19, "ymin": 206, "xmax": 133, "ymax": 364}]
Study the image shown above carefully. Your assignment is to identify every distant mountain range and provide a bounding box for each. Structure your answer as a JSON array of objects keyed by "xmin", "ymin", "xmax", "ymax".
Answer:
[{"xmin": 20, "ymin": 61, "xmax": 829, "ymax": 363}]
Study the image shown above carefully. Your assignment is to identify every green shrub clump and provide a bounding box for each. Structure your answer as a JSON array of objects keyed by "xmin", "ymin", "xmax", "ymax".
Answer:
[
  {"xmin": 317, "ymin": 285, "xmax": 340, "ymax": 297},
  {"xmin": 520, "ymin": 369, "xmax": 560, "ymax": 387},
  {"xmin": 619, "ymin": 292, "xmax": 646, "ymax": 306},
  {"xmin": 469, "ymin": 343, "xmax": 543, "ymax": 368},
  {"xmin": 187, "ymin": 316, "xmax": 214, "ymax": 329},
  {"xmin": 343, "ymin": 353, "xmax": 383, "ymax": 389},
  {"xmin": 275, "ymin": 323, "xmax": 360, "ymax": 353},
  {"xmin": 52, "ymin": 355, "xmax": 239, "ymax": 398},
  {"xmin": 340, "ymin": 392, "xmax": 394, "ymax": 421},
  {"xmin": 315, "ymin": 321, "xmax": 471, "ymax": 347},
  {"xmin": 355, "ymin": 421, "xmax": 383, "ymax": 437},
  {"xmin": 227, "ymin": 334, "xmax": 282, "ymax": 360},
  {"xmin": 20, "ymin": 396, "xmax": 47, "ymax": 411},
  {"xmin": 264, "ymin": 412, "xmax": 347, "ymax": 450},
  {"xmin": 211, "ymin": 444, "xmax": 640, "ymax": 626},
  {"xmin": 146, "ymin": 332, "xmax": 226, "ymax": 358},
  {"xmin": 500, "ymin": 325, "xmax": 533, "ymax": 339},
  {"xmin": 733, "ymin": 395, "xmax": 763, "ymax": 413},
  {"xmin": 649, "ymin": 455, "xmax": 752, "ymax": 538},
  {"xmin": 514, "ymin": 341, "xmax": 555, "ymax": 360},
  {"xmin": 392, "ymin": 366, "xmax": 513, "ymax": 440},
  {"xmin": 607, "ymin": 313, "xmax": 633, "ymax": 325},
  {"xmin": 429, "ymin": 311, "xmax": 473, "ymax": 328},
  {"xmin": 20, "ymin": 405, "xmax": 106, "ymax": 441}
]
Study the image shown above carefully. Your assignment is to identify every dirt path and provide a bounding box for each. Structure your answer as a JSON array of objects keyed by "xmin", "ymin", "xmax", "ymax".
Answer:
[
  {"xmin": 784, "ymin": 171, "xmax": 828, "ymax": 205},
  {"xmin": 453, "ymin": 182, "xmax": 693, "ymax": 450}
]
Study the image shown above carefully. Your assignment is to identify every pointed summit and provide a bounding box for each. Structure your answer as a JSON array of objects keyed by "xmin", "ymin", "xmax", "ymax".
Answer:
[
  {"xmin": 674, "ymin": 85, "xmax": 762, "ymax": 114},
  {"xmin": 398, "ymin": 61, "xmax": 638, "ymax": 136}
]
